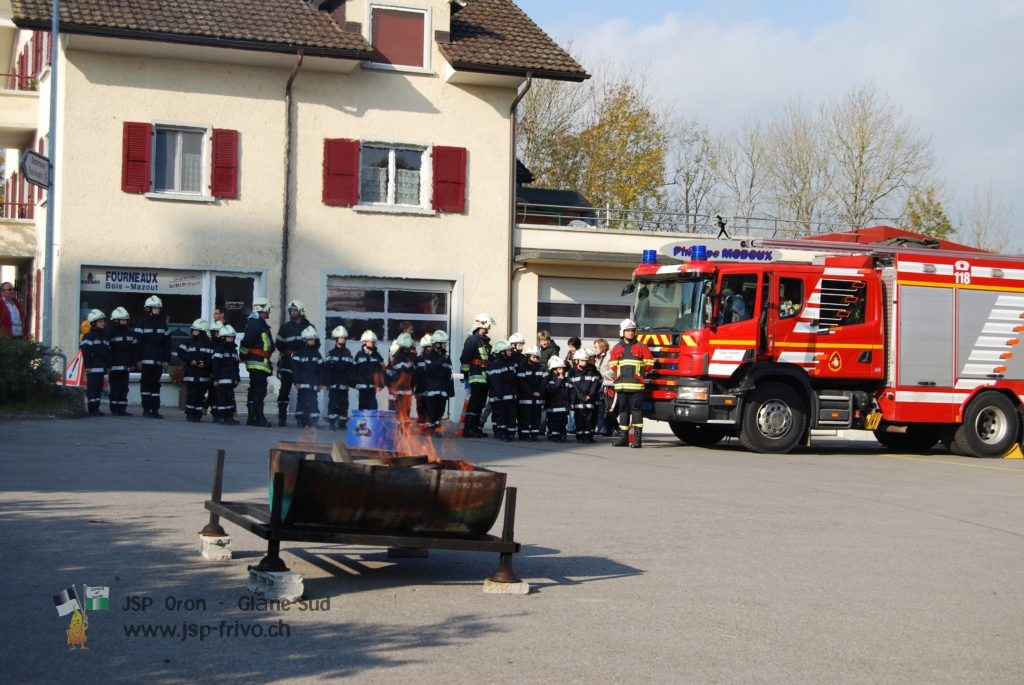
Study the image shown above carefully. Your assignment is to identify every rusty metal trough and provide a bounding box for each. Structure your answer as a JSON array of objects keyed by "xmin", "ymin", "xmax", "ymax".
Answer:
[{"xmin": 202, "ymin": 443, "xmax": 522, "ymax": 585}]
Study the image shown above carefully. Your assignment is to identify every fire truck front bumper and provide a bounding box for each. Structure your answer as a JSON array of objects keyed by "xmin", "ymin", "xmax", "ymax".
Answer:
[{"xmin": 667, "ymin": 380, "xmax": 740, "ymax": 424}]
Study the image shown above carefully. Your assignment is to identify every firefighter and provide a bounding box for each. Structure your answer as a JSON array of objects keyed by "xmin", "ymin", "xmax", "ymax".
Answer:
[
  {"xmin": 419, "ymin": 330, "xmax": 454, "ymax": 433},
  {"xmin": 544, "ymin": 357, "xmax": 570, "ymax": 443},
  {"xmin": 609, "ymin": 318, "xmax": 654, "ymax": 447},
  {"xmin": 568, "ymin": 348, "xmax": 602, "ymax": 443},
  {"xmin": 460, "ymin": 313, "xmax": 494, "ymax": 438},
  {"xmin": 275, "ymin": 299, "xmax": 314, "ymax": 426},
  {"xmin": 324, "ymin": 325, "xmax": 354, "ymax": 430},
  {"xmin": 292, "ymin": 326, "xmax": 324, "ymax": 428},
  {"xmin": 240, "ymin": 297, "xmax": 275, "ymax": 427},
  {"xmin": 107, "ymin": 307, "xmax": 137, "ymax": 416},
  {"xmin": 133, "ymin": 295, "xmax": 172, "ymax": 419},
  {"xmin": 81, "ymin": 309, "xmax": 110, "ymax": 416},
  {"xmin": 516, "ymin": 345, "xmax": 546, "ymax": 441},
  {"xmin": 353, "ymin": 330, "xmax": 384, "ymax": 410},
  {"xmin": 178, "ymin": 319, "xmax": 214, "ymax": 422},
  {"xmin": 414, "ymin": 333, "xmax": 432, "ymax": 428},
  {"xmin": 485, "ymin": 339, "xmax": 518, "ymax": 441},
  {"xmin": 211, "ymin": 324, "xmax": 241, "ymax": 425},
  {"xmin": 386, "ymin": 332, "xmax": 417, "ymax": 420}
]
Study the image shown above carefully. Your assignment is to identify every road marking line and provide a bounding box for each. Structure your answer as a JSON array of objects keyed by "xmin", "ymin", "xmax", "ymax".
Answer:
[{"xmin": 879, "ymin": 453, "xmax": 1023, "ymax": 472}]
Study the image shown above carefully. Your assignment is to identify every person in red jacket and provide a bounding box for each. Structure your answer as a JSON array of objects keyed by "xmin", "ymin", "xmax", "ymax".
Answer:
[
  {"xmin": 0, "ymin": 282, "xmax": 27, "ymax": 339},
  {"xmin": 609, "ymin": 318, "xmax": 654, "ymax": 448}
]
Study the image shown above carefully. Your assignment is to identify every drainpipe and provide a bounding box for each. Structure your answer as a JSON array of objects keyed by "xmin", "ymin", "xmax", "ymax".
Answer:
[
  {"xmin": 280, "ymin": 50, "xmax": 304, "ymax": 319},
  {"xmin": 508, "ymin": 71, "xmax": 532, "ymax": 335}
]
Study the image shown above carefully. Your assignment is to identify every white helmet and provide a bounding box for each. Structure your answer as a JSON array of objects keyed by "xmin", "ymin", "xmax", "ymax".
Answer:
[
  {"xmin": 420, "ymin": 333, "xmax": 433, "ymax": 347},
  {"xmin": 473, "ymin": 313, "xmax": 495, "ymax": 330},
  {"xmin": 432, "ymin": 330, "xmax": 449, "ymax": 344},
  {"xmin": 572, "ymin": 348, "xmax": 590, "ymax": 362},
  {"xmin": 547, "ymin": 357, "xmax": 566, "ymax": 370},
  {"xmin": 209, "ymin": 320, "xmax": 224, "ymax": 336},
  {"xmin": 220, "ymin": 325, "xmax": 237, "ymax": 338},
  {"xmin": 491, "ymin": 339, "xmax": 511, "ymax": 354},
  {"xmin": 287, "ymin": 299, "xmax": 306, "ymax": 314},
  {"xmin": 389, "ymin": 341, "xmax": 400, "ymax": 357},
  {"xmin": 332, "ymin": 325, "xmax": 349, "ymax": 339},
  {"xmin": 87, "ymin": 309, "xmax": 106, "ymax": 323},
  {"xmin": 300, "ymin": 326, "xmax": 318, "ymax": 340},
  {"xmin": 252, "ymin": 297, "xmax": 272, "ymax": 313},
  {"xmin": 523, "ymin": 345, "xmax": 540, "ymax": 357},
  {"xmin": 111, "ymin": 307, "xmax": 130, "ymax": 321},
  {"xmin": 144, "ymin": 295, "xmax": 163, "ymax": 309},
  {"xmin": 619, "ymin": 318, "xmax": 638, "ymax": 335},
  {"xmin": 396, "ymin": 333, "xmax": 414, "ymax": 349},
  {"xmin": 191, "ymin": 318, "xmax": 210, "ymax": 333},
  {"xmin": 508, "ymin": 332, "xmax": 526, "ymax": 345},
  {"xmin": 360, "ymin": 330, "xmax": 377, "ymax": 343}
]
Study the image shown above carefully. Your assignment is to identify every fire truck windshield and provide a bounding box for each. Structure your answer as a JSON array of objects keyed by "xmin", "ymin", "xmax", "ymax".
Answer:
[{"xmin": 632, "ymin": 275, "xmax": 711, "ymax": 332}]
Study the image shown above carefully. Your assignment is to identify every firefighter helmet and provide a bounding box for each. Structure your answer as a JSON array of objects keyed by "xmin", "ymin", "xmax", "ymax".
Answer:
[
  {"xmin": 524, "ymin": 345, "xmax": 539, "ymax": 357},
  {"xmin": 389, "ymin": 341, "xmax": 400, "ymax": 357},
  {"xmin": 491, "ymin": 339, "xmax": 511, "ymax": 354},
  {"xmin": 144, "ymin": 295, "xmax": 163, "ymax": 309},
  {"xmin": 508, "ymin": 332, "xmax": 526, "ymax": 345},
  {"xmin": 287, "ymin": 299, "xmax": 306, "ymax": 314},
  {"xmin": 300, "ymin": 326, "xmax": 318, "ymax": 340},
  {"xmin": 360, "ymin": 330, "xmax": 377, "ymax": 343},
  {"xmin": 209, "ymin": 320, "xmax": 223, "ymax": 336},
  {"xmin": 87, "ymin": 309, "xmax": 106, "ymax": 323},
  {"xmin": 111, "ymin": 307, "xmax": 130, "ymax": 321},
  {"xmin": 420, "ymin": 334, "xmax": 433, "ymax": 347},
  {"xmin": 547, "ymin": 356, "xmax": 566, "ymax": 370},
  {"xmin": 473, "ymin": 313, "xmax": 495, "ymax": 330},
  {"xmin": 572, "ymin": 348, "xmax": 590, "ymax": 361},
  {"xmin": 331, "ymin": 325, "xmax": 348, "ymax": 339},
  {"xmin": 432, "ymin": 330, "xmax": 449, "ymax": 344},
  {"xmin": 619, "ymin": 318, "xmax": 638, "ymax": 335},
  {"xmin": 252, "ymin": 297, "xmax": 272, "ymax": 313},
  {"xmin": 396, "ymin": 333, "xmax": 414, "ymax": 349},
  {"xmin": 219, "ymin": 325, "xmax": 237, "ymax": 338},
  {"xmin": 191, "ymin": 319, "xmax": 210, "ymax": 333}
]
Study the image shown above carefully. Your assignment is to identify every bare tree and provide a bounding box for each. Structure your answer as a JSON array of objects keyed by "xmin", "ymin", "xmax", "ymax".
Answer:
[
  {"xmin": 516, "ymin": 76, "xmax": 588, "ymax": 189},
  {"xmin": 712, "ymin": 119, "xmax": 770, "ymax": 230},
  {"xmin": 824, "ymin": 83, "xmax": 932, "ymax": 228},
  {"xmin": 764, "ymin": 100, "xmax": 834, "ymax": 234},
  {"xmin": 663, "ymin": 118, "xmax": 717, "ymax": 232},
  {"xmin": 957, "ymin": 184, "xmax": 1014, "ymax": 253}
]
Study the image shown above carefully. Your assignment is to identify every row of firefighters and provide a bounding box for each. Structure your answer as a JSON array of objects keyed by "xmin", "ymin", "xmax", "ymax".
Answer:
[{"xmin": 78, "ymin": 298, "xmax": 656, "ymax": 447}]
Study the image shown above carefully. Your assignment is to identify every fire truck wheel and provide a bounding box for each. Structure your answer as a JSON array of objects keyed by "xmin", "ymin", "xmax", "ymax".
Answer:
[
  {"xmin": 952, "ymin": 392, "xmax": 1020, "ymax": 458},
  {"xmin": 669, "ymin": 422, "xmax": 727, "ymax": 447},
  {"xmin": 739, "ymin": 382, "xmax": 806, "ymax": 454}
]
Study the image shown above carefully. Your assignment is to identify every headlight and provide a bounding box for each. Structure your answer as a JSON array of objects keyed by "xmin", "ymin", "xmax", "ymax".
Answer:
[{"xmin": 677, "ymin": 386, "xmax": 708, "ymax": 402}]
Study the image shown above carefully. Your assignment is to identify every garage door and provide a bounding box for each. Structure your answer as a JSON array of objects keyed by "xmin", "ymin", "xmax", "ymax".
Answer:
[{"xmin": 538, "ymin": 277, "xmax": 632, "ymax": 345}]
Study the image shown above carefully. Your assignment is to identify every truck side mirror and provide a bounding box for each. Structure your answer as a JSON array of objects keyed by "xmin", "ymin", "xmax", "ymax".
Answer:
[{"xmin": 621, "ymin": 283, "xmax": 635, "ymax": 296}]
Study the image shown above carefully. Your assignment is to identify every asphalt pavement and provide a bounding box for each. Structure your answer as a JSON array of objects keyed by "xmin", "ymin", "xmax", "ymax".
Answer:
[{"xmin": 4, "ymin": 410, "xmax": 1024, "ymax": 684}]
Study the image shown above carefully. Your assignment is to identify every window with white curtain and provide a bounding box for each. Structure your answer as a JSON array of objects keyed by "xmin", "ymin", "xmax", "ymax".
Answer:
[
  {"xmin": 154, "ymin": 126, "xmax": 205, "ymax": 194},
  {"xmin": 360, "ymin": 145, "xmax": 423, "ymax": 207}
]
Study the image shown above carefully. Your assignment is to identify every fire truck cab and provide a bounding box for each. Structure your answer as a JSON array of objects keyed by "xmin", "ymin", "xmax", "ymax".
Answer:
[{"xmin": 630, "ymin": 243, "xmax": 1024, "ymax": 457}]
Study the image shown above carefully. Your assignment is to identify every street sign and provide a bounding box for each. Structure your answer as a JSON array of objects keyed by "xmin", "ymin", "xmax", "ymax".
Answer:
[{"xmin": 19, "ymin": 149, "xmax": 51, "ymax": 189}]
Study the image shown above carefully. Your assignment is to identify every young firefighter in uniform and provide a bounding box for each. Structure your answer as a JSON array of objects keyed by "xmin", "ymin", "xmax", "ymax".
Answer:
[
  {"xmin": 567, "ymin": 348, "xmax": 602, "ymax": 443},
  {"xmin": 205, "ymin": 319, "xmax": 223, "ymax": 417},
  {"xmin": 211, "ymin": 325, "xmax": 241, "ymax": 425},
  {"xmin": 386, "ymin": 332, "xmax": 417, "ymax": 420},
  {"xmin": 324, "ymin": 325, "xmax": 354, "ymax": 430},
  {"xmin": 418, "ymin": 330, "xmax": 454, "ymax": 433},
  {"xmin": 544, "ymin": 357, "xmax": 570, "ymax": 443},
  {"xmin": 414, "ymin": 333, "xmax": 432, "ymax": 429},
  {"xmin": 460, "ymin": 313, "xmax": 494, "ymax": 438},
  {"xmin": 516, "ymin": 345, "xmax": 546, "ymax": 441},
  {"xmin": 134, "ymin": 295, "xmax": 172, "ymax": 418},
  {"xmin": 240, "ymin": 297, "xmax": 275, "ymax": 427},
  {"xmin": 80, "ymin": 309, "xmax": 110, "ymax": 416},
  {"xmin": 486, "ymin": 339, "xmax": 517, "ymax": 441},
  {"xmin": 291, "ymin": 326, "xmax": 324, "ymax": 428},
  {"xmin": 609, "ymin": 318, "xmax": 654, "ymax": 448},
  {"xmin": 178, "ymin": 319, "xmax": 214, "ymax": 422},
  {"xmin": 275, "ymin": 299, "xmax": 314, "ymax": 426},
  {"xmin": 353, "ymin": 330, "xmax": 384, "ymax": 410},
  {"xmin": 107, "ymin": 307, "xmax": 137, "ymax": 416}
]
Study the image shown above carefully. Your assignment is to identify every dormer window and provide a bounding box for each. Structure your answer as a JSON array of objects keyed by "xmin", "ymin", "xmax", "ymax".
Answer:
[{"xmin": 370, "ymin": 4, "xmax": 430, "ymax": 70}]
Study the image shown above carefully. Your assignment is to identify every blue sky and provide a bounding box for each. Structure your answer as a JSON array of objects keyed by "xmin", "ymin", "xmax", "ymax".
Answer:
[{"xmin": 513, "ymin": 0, "xmax": 1024, "ymax": 243}]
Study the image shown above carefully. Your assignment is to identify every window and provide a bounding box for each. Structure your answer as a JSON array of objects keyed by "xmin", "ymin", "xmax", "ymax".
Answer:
[
  {"xmin": 778, "ymin": 277, "xmax": 803, "ymax": 319},
  {"xmin": 718, "ymin": 274, "xmax": 757, "ymax": 325},
  {"xmin": 121, "ymin": 122, "xmax": 239, "ymax": 199},
  {"xmin": 325, "ymin": 280, "xmax": 451, "ymax": 354},
  {"xmin": 360, "ymin": 145, "xmax": 423, "ymax": 206},
  {"xmin": 323, "ymin": 139, "xmax": 466, "ymax": 212},
  {"xmin": 370, "ymin": 5, "xmax": 428, "ymax": 69}
]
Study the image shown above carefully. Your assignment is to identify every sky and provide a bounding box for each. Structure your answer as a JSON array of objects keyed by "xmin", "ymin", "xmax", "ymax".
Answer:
[{"xmin": 513, "ymin": 0, "xmax": 1024, "ymax": 244}]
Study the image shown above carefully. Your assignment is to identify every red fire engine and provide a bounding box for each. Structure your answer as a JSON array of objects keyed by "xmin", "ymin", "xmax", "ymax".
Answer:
[{"xmin": 629, "ymin": 240, "xmax": 1024, "ymax": 456}]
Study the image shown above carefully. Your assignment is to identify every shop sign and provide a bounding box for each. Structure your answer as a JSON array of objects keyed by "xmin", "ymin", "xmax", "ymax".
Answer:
[{"xmin": 80, "ymin": 268, "xmax": 203, "ymax": 295}]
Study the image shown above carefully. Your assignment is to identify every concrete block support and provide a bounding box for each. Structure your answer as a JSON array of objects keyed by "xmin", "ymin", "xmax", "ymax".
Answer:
[
  {"xmin": 247, "ymin": 566, "xmax": 304, "ymax": 602},
  {"xmin": 482, "ymin": 578, "xmax": 531, "ymax": 595},
  {"xmin": 199, "ymin": 534, "xmax": 233, "ymax": 561}
]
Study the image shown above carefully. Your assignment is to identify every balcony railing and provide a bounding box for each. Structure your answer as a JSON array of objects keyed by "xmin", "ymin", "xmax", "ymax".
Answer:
[{"xmin": 2, "ymin": 199, "xmax": 35, "ymax": 220}]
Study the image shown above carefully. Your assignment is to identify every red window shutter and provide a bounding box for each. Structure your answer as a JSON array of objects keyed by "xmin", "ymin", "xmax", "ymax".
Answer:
[
  {"xmin": 432, "ymin": 146, "xmax": 467, "ymax": 213},
  {"xmin": 121, "ymin": 122, "xmax": 152, "ymax": 193},
  {"xmin": 322, "ymin": 138, "xmax": 360, "ymax": 207},
  {"xmin": 210, "ymin": 128, "xmax": 239, "ymax": 199}
]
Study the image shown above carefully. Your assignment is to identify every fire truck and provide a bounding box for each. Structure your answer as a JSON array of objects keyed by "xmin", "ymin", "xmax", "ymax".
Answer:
[{"xmin": 627, "ymin": 240, "xmax": 1024, "ymax": 456}]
